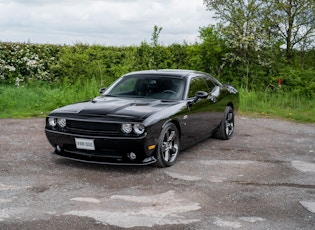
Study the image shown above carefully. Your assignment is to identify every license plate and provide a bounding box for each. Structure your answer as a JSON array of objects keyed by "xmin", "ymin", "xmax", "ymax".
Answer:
[{"xmin": 75, "ymin": 138, "xmax": 95, "ymax": 150}]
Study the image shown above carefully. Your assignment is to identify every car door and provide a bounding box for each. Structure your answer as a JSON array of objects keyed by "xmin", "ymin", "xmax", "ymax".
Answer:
[
  {"xmin": 204, "ymin": 75, "xmax": 225, "ymax": 126},
  {"xmin": 180, "ymin": 76, "xmax": 219, "ymax": 146}
]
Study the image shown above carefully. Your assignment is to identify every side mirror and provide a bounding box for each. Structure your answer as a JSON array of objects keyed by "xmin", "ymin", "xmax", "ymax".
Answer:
[
  {"xmin": 196, "ymin": 91, "xmax": 208, "ymax": 99},
  {"xmin": 99, "ymin": 87, "xmax": 106, "ymax": 94},
  {"xmin": 188, "ymin": 91, "xmax": 209, "ymax": 107}
]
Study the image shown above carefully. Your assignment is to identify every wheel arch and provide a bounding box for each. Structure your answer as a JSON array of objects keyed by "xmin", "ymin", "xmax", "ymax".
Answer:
[
  {"xmin": 227, "ymin": 102, "xmax": 234, "ymax": 110},
  {"xmin": 170, "ymin": 119, "xmax": 181, "ymax": 140},
  {"xmin": 161, "ymin": 119, "xmax": 182, "ymax": 140}
]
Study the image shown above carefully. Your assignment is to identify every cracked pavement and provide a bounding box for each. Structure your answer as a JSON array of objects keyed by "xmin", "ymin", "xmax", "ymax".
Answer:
[{"xmin": 0, "ymin": 117, "xmax": 314, "ymax": 229}]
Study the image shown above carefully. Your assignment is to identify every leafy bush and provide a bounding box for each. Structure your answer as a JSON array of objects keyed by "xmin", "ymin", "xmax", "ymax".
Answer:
[
  {"xmin": 277, "ymin": 68, "xmax": 315, "ymax": 98},
  {"xmin": 54, "ymin": 44, "xmax": 138, "ymax": 84},
  {"xmin": 0, "ymin": 41, "xmax": 314, "ymax": 100},
  {"xmin": 0, "ymin": 42, "xmax": 60, "ymax": 85}
]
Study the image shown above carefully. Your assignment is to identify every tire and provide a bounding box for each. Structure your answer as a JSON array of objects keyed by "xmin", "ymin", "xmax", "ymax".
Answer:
[
  {"xmin": 213, "ymin": 106, "xmax": 235, "ymax": 140},
  {"xmin": 155, "ymin": 123, "xmax": 180, "ymax": 167}
]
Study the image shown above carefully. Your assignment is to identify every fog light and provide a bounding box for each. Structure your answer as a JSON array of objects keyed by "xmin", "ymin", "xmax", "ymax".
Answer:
[
  {"xmin": 56, "ymin": 145, "xmax": 62, "ymax": 152},
  {"xmin": 127, "ymin": 152, "xmax": 137, "ymax": 160}
]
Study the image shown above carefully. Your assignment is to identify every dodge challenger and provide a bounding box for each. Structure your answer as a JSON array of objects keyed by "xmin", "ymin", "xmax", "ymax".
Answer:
[{"xmin": 45, "ymin": 69, "xmax": 239, "ymax": 167}]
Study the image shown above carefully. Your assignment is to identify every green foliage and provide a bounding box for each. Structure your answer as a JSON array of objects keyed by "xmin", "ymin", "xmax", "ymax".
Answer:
[
  {"xmin": 203, "ymin": 0, "xmax": 315, "ymax": 64},
  {"xmin": 277, "ymin": 68, "xmax": 315, "ymax": 98},
  {"xmin": 0, "ymin": 42, "xmax": 60, "ymax": 85},
  {"xmin": 239, "ymin": 88, "xmax": 315, "ymax": 123},
  {"xmin": 202, "ymin": 0, "xmax": 315, "ymax": 90},
  {"xmin": 203, "ymin": 0, "xmax": 272, "ymax": 89},
  {"xmin": 0, "ymin": 17, "xmax": 314, "ymax": 122},
  {"xmin": 0, "ymin": 78, "xmax": 101, "ymax": 118},
  {"xmin": 54, "ymin": 44, "xmax": 138, "ymax": 85},
  {"xmin": 0, "ymin": 84, "xmax": 56, "ymax": 117},
  {"xmin": 1, "ymin": 83, "xmax": 313, "ymax": 123},
  {"xmin": 266, "ymin": 0, "xmax": 315, "ymax": 62},
  {"xmin": 188, "ymin": 26, "xmax": 226, "ymax": 76},
  {"xmin": 1, "ymin": 38, "xmax": 313, "ymax": 97}
]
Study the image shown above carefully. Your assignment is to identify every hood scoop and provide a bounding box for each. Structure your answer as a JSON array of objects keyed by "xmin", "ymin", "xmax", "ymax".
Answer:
[{"xmin": 130, "ymin": 102, "xmax": 150, "ymax": 106}]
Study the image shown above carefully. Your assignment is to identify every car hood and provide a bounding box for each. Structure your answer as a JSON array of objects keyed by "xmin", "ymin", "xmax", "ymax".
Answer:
[{"xmin": 50, "ymin": 96, "xmax": 177, "ymax": 121}]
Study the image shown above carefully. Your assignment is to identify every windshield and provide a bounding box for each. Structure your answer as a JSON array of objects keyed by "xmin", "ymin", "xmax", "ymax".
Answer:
[{"xmin": 106, "ymin": 74, "xmax": 185, "ymax": 100}]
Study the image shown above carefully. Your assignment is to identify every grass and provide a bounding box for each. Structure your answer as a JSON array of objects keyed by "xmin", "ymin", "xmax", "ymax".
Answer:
[
  {"xmin": 239, "ymin": 88, "xmax": 315, "ymax": 123},
  {"xmin": 0, "ymin": 78, "xmax": 103, "ymax": 118},
  {"xmin": 1, "ymin": 82, "xmax": 314, "ymax": 123}
]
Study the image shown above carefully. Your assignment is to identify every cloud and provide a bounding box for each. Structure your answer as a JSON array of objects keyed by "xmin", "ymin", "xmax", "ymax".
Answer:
[{"xmin": 0, "ymin": 0, "xmax": 213, "ymax": 45}]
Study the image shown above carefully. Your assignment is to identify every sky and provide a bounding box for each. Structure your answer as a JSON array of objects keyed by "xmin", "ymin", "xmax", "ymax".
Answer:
[{"xmin": 0, "ymin": 0, "xmax": 214, "ymax": 46}]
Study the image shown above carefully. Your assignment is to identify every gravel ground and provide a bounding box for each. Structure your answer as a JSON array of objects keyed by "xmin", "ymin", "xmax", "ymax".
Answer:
[{"xmin": 0, "ymin": 116, "xmax": 314, "ymax": 229}]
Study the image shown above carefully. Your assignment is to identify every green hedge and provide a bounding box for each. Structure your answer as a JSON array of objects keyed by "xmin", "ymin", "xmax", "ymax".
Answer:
[{"xmin": 0, "ymin": 42, "xmax": 314, "ymax": 99}]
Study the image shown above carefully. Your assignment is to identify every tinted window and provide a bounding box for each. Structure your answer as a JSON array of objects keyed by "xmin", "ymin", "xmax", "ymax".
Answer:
[
  {"xmin": 205, "ymin": 77, "xmax": 217, "ymax": 89},
  {"xmin": 188, "ymin": 77, "xmax": 209, "ymax": 98},
  {"xmin": 107, "ymin": 74, "xmax": 185, "ymax": 100}
]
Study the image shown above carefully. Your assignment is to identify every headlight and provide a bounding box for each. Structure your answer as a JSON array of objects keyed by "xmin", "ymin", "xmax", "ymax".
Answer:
[
  {"xmin": 121, "ymin": 123, "xmax": 133, "ymax": 134},
  {"xmin": 57, "ymin": 118, "xmax": 67, "ymax": 128},
  {"xmin": 121, "ymin": 123, "xmax": 145, "ymax": 135},
  {"xmin": 133, "ymin": 124, "xmax": 145, "ymax": 135},
  {"xmin": 48, "ymin": 117, "xmax": 57, "ymax": 127}
]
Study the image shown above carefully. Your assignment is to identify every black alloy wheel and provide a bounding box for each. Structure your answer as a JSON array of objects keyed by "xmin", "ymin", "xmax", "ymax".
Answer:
[
  {"xmin": 155, "ymin": 123, "xmax": 180, "ymax": 167},
  {"xmin": 214, "ymin": 106, "xmax": 235, "ymax": 140}
]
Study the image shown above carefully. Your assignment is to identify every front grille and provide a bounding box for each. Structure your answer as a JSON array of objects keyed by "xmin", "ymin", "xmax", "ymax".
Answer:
[{"xmin": 66, "ymin": 120, "xmax": 121, "ymax": 136}]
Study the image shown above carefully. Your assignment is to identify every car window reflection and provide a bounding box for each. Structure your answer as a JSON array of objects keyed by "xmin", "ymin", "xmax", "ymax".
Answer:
[{"xmin": 107, "ymin": 75, "xmax": 185, "ymax": 100}]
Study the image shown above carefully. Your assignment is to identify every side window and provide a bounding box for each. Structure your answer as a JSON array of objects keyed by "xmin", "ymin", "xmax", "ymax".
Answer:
[
  {"xmin": 205, "ymin": 77, "xmax": 216, "ymax": 90},
  {"xmin": 205, "ymin": 77, "xmax": 221, "ymax": 97},
  {"xmin": 188, "ymin": 77, "xmax": 209, "ymax": 98}
]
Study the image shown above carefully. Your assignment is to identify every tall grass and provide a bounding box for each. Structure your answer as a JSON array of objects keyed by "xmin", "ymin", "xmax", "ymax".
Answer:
[
  {"xmin": 0, "ymin": 85, "xmax": 57, "ymax": 117},
  {"xmin": 239, "ymin": 88, "xmax": 315, "ymax": 123},
  {"xmin": 0, "ymin": 78, "xmax": 105, "ymax": 118},
  {"xmin": 0, "ymin": 82, "xmax": 314, "ymax": 123}
]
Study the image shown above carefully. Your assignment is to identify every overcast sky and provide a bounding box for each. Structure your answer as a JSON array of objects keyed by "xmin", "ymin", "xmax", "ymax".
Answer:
[{"xmin": 0, "ymin": 0, "xmax": 214, "ymax": 46}]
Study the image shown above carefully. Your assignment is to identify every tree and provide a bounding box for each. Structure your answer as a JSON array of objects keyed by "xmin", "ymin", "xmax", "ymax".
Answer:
[
  {"xmin": 268, "ymin": 0, "xmax": 315, "ymax": 62},
  {"xmin": 151, "ymin": 25, "xmax": 163, "ymax": 69},
  {"xmin": 204, "ymin": 0, "xmax": 315, "ymax": 63},
  {"xmin": 151, "ymin": 25, "xmax": 163, "ymax": 47},
  {"xmin": 135, "ymin": 25, "xmax": 163, "ymax": 70},
  {"xmin": 203, "ymin": 0, "xmax": 269, "ymax": 89},
  {"xmin": 197, "ymin": 26, "xmax": 226, "ymax": 76}
]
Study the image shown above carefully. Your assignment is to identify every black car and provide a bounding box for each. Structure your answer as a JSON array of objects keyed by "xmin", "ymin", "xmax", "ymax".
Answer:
[{"xmin": 45, "ymin": 69, "xmax": 239, "ymax": 167}]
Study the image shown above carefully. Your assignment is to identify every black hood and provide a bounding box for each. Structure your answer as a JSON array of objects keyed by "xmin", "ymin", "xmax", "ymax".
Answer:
[{"xmin": 50, "ymin": 96, "xmax": 176, "ymax": 120}]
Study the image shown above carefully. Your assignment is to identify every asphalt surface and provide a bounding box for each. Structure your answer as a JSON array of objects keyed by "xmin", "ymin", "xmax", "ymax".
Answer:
[{"xmin": 0, "ymin": 117, "xmax": 314, "ymax": 229}]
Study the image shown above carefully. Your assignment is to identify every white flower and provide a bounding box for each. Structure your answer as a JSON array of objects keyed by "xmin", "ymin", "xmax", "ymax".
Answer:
[{"xmin": 15, "ymin": 77, "xmax": 24, "ymax": 87}]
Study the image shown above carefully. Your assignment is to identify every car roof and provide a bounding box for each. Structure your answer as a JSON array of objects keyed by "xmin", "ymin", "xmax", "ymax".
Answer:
[{"xmin": 124, "ymin": 69, "xmax": 209, "ymax": 78}]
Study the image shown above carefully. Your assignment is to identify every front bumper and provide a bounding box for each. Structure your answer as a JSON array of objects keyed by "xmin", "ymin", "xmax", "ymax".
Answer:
[{"xmin": 45, "ymin": 129, "xmax": 157, "ymax": 165}]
